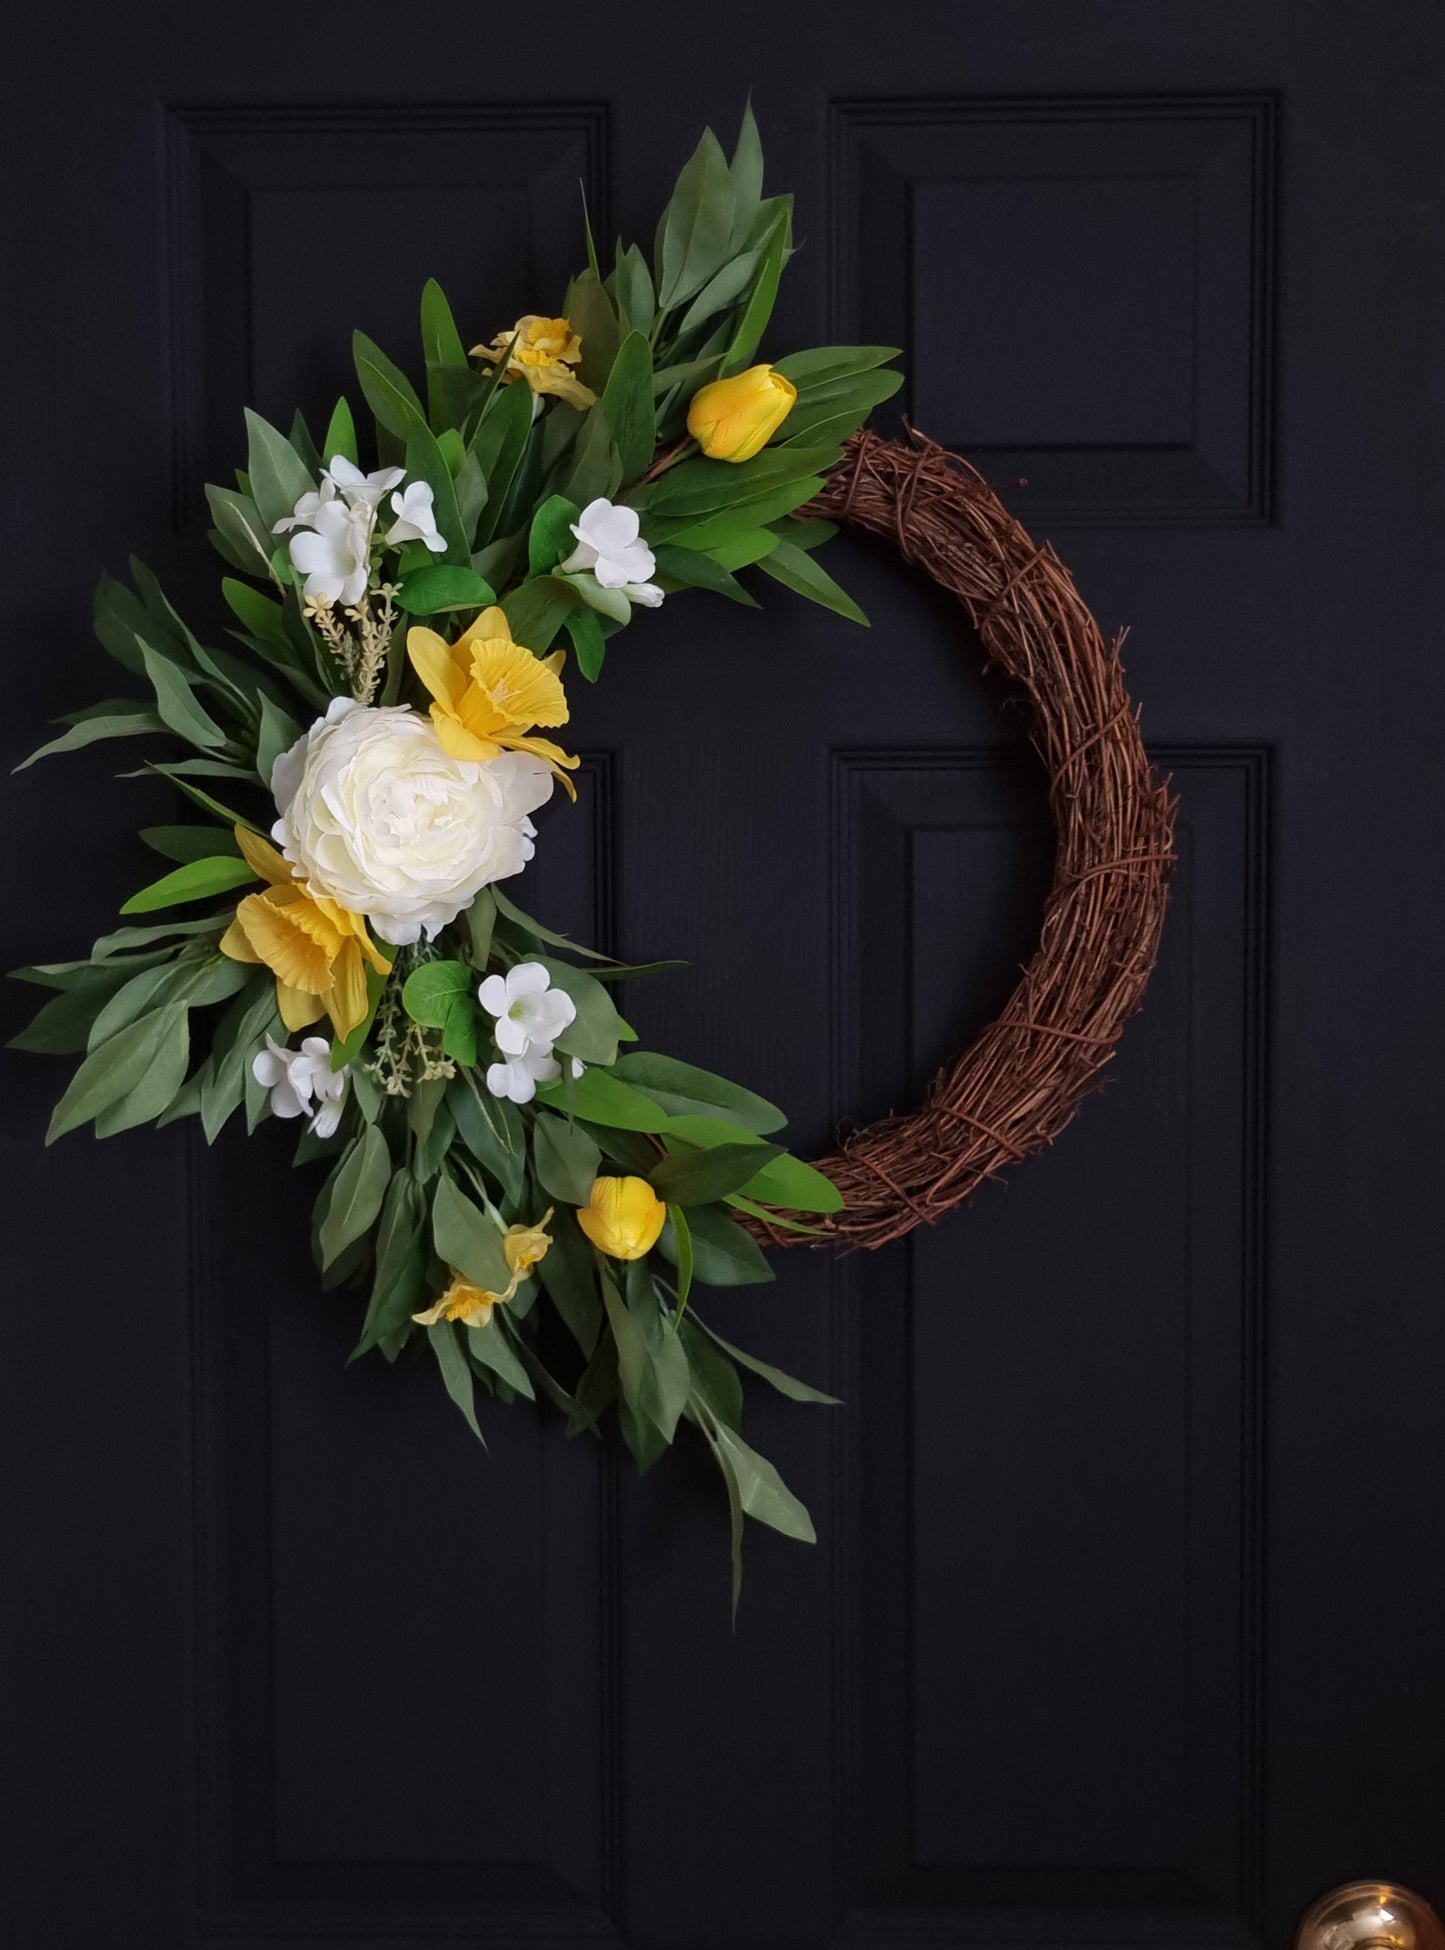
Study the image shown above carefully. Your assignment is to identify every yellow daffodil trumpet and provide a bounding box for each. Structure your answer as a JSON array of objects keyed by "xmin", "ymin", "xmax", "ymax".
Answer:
[
  {"xmin": 576, "ymin": 1176, "xmax": 667, "ymax": 1260},
  {"xmin": 219, "ymin": 826, "xmax": 392, "ymax": 1040},
  {"xmin": 686, "ymin": 364, "xmax": 797, "ymax": 462},
  {"xmin": 471, "ymin": 315, "xmax": 597, "ymax": 409},
  {"xmin": 407, "ymin": 606, "xmax": 580, "ymax": 797}
]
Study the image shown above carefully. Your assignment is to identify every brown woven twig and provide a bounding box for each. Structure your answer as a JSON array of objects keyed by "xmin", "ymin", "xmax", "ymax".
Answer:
[{"xmin": 769, "ymin": 426, "xmax": 1177, "ymax": 1251}]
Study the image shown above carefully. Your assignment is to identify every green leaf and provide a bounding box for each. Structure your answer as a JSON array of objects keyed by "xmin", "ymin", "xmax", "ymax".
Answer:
[
  {"xmin": 528, "ymin": 494, "xmax": 583, "ymax": 576},
  {"xmin": 733, "ymin": 1148, "xmax": 844, "ymax": 1215},
  {"xmin": 200, "ymin": 976, "xmax": 278, "ymax": 1142},
  {"xmin": 500, "ymin": 573, "xmax": 580, "ymax": 652},
  {"xmin": 721, "ymin": 213, "xmax": 787, "ymax": 380},
  {"xmin": 612, "ymin": 240, "xmax": 655, "ymax": 337},
  {"xmin": 538, "ymin": 957, "xmax": 624, "ymax": 1066},
  {"xmin": 139, "ymin": 646, "xmax": 229, "ymax": 751},
  {"xmin": 431, "ymin": 1173, "xmax": 511, "ymax": 1290},
  {"xmin": 649, "ymin": 543, "xmax": 758, "ymax": 607},
  {"xmin": 562, "ymin": 403, "xmax": 620, "ymax": 506},
  {"xmin": 420, "ymin": 278, "xmax": 468, "ymax": 419},
  {"xmin": 449, "ymin": 1076, "xmax": 527, "ymax": 1205},
  {"xmin": 727, "ymin": 101, "xmax": 765, "ymax": 250},
  {"xmin": 533, "ymin": 1066, "xmax": 671, "ymax": 1133},
  {"xmin": 428, "ymin": 1322, "xmax": 486, "ymax": 1443},
  {"xmin": 669, "ymin": 1203, "xmax": 694, "ymax": 1316},
  {"xmin": 609, "ymin": 1052, "xmax": 785, "ymax": 1133},
  {"xmin": 707, "ymin": 1417, "xmax": 816, "ymax": 1543},
  {"xmin": 656, "ymin": 127, "xmax": 735, "ymax": 309},
  {"xmin": 778, "ymin": 367, "xmax": 903, "ymax": 446},
  {"xmin": 695, "ymin": 1404, "xmax": 747, "ymax": 1617},
  {"xmin": 634, "ymin": 444, "xmax": 840, "ymax": 520},
  {"xmin": 466, "ymin": 886, "xmax": 497, "ymax": 967},
  {"xmin": 354, "ymin": 1170, "xmax": 427, "ymax": 1358},
  {"xmin": 464, "ymin": 1318, "xmax": 534, "ymax": 1399},
  {"xmin": 14, "ymin": 704, "xmax": 167, "ymax": 771},
  {"xmin": 755, "ymin": 537, "xmax": 868, "ymax": 625},
  {"xmin": 657, "ymin": 1201, "xmax": 774, "ymax": 1287},
  {"xmin": 564, "ymin": 268, "xmax": 622, "ymax": 391},
  {"xmin": 397, "ymin": 564, "xmax": 497, "ymax": 616},
  {"xmin": 679, "ymin": 1317, "xmax": 741, "ymax": 1427},
  {"xmin": 563, "ymin": 603, "xmax": 608, "ymax": 681},
  {"xmin": 649, "ymin": 1141, "xmax": 784, "ymax": 1206},
  {"xmin": 221, "ymin": 577, "xmax": 287, "ymax": 643},
  {"xmin": 401, "ymin": 959, "xmax": 470, "ymax": 1028},
  {"xmin": 773, "ymin": 344, "xmax": 902, "ymax": 389},
  {"xmin": 353, "ymin": 329, "xmax": 426, "ymax": 439},
  {"xmin": 46, "ymin": 1002, "xmax": 188, "ymax": 1142},
  {"xmin": 601, "ymin": 1266, "xmax": 688, "ymax": 1446},
  {"xmin": 255, "ymin": 692, "xmax": 301, "ymax": 786},
  {"xmin": 120, "ymin": 854, "xmax": 256, "ymax": 915},
  {"xmin": 532, "ymin": 1111, "xmax": 602, "ymax": 1205},
  {"xmin": 91, "ymin": 1007, "xmax": 192, "ymax": 1136},
  {"xmin": 489, "ymin": 885, "xmax": 609, "ymax": 961},
  {"xmin": 691, "ymin": 1312, "xmax": 840, "ymax": 1405},
  {"xmin": 537, "ymin": 1205, "xmax": 604, "ymax": 1357},
  {"xmin": 320, "ymin": 396, "xmax": 358, "ymax": 467},
  {"xmin": 9, "ymin": 961, "xmax": 155, "ymax": 1056},
  {"xmin": 319, "ymin": 1125, "xmax": 390, "ymax": 1268},
  {"xmin": 598, "ymin": 331, "xmax": 655, "ymax": 488},
  {"xmin": 469, "ymin": 376, "xmax": 533, "ymax": 543},
  {"xmin": 244, "ymin": 408, "xmax": 316, "ymax": 532},
  {"xmin": 404, "ymin": 419, "xmax": 468, "ymax": 565},
  {"xmin": 87, "ymin": 964, "xmax": 183, "ymax": 1048},
  {"xmin": 205, "ymin": 486, "xmax": 278, "ymax": 583}
]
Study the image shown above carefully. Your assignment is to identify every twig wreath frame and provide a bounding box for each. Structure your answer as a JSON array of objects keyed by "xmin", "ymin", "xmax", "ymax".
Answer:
[{"xmin": 778, "ymin": 427, "xmax": 1176, "ymax": 1251}]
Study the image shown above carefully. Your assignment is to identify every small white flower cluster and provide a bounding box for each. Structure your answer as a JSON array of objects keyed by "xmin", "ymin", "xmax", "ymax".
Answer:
[
  {"xmin": 559, "ymin": 498, "xmax": 664, "ymax": 614},
  {"xmin": 274, "ymin": 457, "xmax": 446, "ymax": 605},
  {"xmin": 252, "ymin": 1035, "xmax": 351, "ymax": 1136},
  {"xmin": 479, "ymin": 962, "xmax": 581, "ymax": 1103}
]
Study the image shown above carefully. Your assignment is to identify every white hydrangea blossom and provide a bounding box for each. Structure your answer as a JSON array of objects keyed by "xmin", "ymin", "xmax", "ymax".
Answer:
[
  {"xmin": 559, "ymin": 497, "xmax": 663, "ymax": 608},
  {"xmin": 251, "ymin": 1034, "xmax": 350, "ymax": 1136}
]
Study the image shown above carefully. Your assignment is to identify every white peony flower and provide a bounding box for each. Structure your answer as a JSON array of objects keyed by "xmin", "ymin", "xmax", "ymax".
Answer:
[
  {"xmin": 251, "ymin": 1034, "xmax": 350, "ymax": 1135},
  {"xmin": 559, "ymin": 497, "xmax": 662, "ymax": 607},
  {"xmin": 326, "ymin": 456, "xmax": 405, "ymax": 510},
  {"xmin": 479, "ymin": 961, "xmax": 576, "ymax": 1058},
  {"xmin": 270, "ymin": 698, "xmax": 554, "ymax": 946},
  {"xmin": 285, "ymin": 497, "xmax": 375, "ymax": 606},
  {"xmin": 486, "ymin": 1047, "xmax": 562, "ymax": 1105},
  {"xmin": 386, "ymin": 481, "xmax": 447, "ymax": 553}
]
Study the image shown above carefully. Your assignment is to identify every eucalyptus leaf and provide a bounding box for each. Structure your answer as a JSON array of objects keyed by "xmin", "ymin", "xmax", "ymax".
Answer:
[
  {"xmin": 319, "ymin": 1125, "xmax": 390, "ymax": 1268},
  {"xmin": 429, "ymin": 1322, "xmax": 486, "ymax": 1443},
  {"xmin": 532, "ymin": 1111, "xmax": 602, "ymax": 1205},
  {"xmin": 431, "ymin": 1172, "xmax": 511, "ymax": 1290},
  {"xmin": 657, "ymin": 1202, "xmax": 774, "ymax": 1287}
]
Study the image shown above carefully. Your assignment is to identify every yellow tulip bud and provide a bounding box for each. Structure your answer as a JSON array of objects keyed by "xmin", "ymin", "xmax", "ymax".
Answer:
[
  {"xmin": 576, "ymin": 1175, "xmax": 667, "ymax": 1260},
  {"xmin": 686, "ymin": 364, "xmax": 798, "ymax": 463}
]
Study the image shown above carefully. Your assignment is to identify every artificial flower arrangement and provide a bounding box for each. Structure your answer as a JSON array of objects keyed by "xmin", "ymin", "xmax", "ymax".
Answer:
[{"xmin": 13, "ymin": 110, "xmax": 901, "ymax": 1598}]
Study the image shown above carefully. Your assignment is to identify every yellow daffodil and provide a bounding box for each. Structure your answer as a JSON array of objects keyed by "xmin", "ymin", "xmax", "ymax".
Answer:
[
  {"xmin": 687, "ymin": 364, "xmax": 797, "ymax": 462},
  {"xmin": 471, "ymin": 314, "xmax": 597, "ymax": 409},
  {"xmin": 407, "ymin": 606, "xmax": 580, "ymax": 797},
  {"xmin": 412, "ymin": 1274, "xmax": 510, "ymax": 1330},
  {"xmin": 219, "ymin": 826, "xmax": 391, "ymax": 1040},
  {"xmin": 502, "ymin": 1210, "xmax": 555, "ymax": 1281},
  {"xmin": 576, "ymin": 1176, "xmax": 666, "ymax": 1260},
  {"xmin": 413, "ymin": 1210, "xmax": 555, "ymax": 1328}
]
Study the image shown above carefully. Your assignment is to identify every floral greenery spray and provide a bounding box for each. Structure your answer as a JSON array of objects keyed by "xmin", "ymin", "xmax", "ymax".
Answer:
[{"xmin": 11, "ymin": 108, "xmax": 902, "ymax": 1607}]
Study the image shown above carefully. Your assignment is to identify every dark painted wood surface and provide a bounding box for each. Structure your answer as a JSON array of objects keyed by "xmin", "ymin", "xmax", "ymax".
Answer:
[{"xmin": 2, "ymin": 5, "xmax": 1442, "ymax": 1944}]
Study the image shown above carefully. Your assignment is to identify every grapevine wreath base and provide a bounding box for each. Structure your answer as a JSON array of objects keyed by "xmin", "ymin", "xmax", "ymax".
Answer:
[{"xmin": 784, "ymin": 427, "xmax": 1177, "ymax": 1250}]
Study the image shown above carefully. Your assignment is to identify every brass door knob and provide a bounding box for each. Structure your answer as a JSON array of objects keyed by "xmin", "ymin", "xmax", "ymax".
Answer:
[{"xmin": 1296, "ymin": 1884, "xmax": 1445, "ymax": 1950}]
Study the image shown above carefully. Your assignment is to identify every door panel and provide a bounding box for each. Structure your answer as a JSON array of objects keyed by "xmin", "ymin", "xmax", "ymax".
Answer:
[{"xmin": 3, "ymin": 6, "xmax": 1441, "ymax": 1946}]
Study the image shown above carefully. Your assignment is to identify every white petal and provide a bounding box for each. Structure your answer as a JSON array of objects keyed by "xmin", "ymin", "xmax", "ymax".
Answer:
[
  {"xmin": 591, "ymin": 555, "xmax": 631, "ymax": 589},
  {"xmin": 268, "ymin": 1078, "xmax": 308, "ymax": 1120},
  {"xmin": 251, "ymin": 1049, "xmax": 286, "ymax": 1088},
  {"xmin": 478, "ymin": 973, "xmax": 508, "ymax": 1017},
  {"xmin": 310, "ymin": 1100, "xmax": 343, "ymax": 1138},
  {"xmin": 485, "ymin": 1061, "xmax": 515, "ymax": 1099},
  {"xmin": 506, "ymin": 961, "xmax": 550, "ymax": 999},
  {"xmin": 625, "ymin": 581, "xmax": 665, "ymax": 608},
  {"xmin": 494, "ymin": 1015, "xmax": 532, "ymax": 1056}
]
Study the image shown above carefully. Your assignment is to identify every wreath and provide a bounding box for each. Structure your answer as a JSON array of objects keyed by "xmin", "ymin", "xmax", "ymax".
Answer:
[{"xmin": 12, "ymin": 112, "xmax": 1172, "ymax": 1602}]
